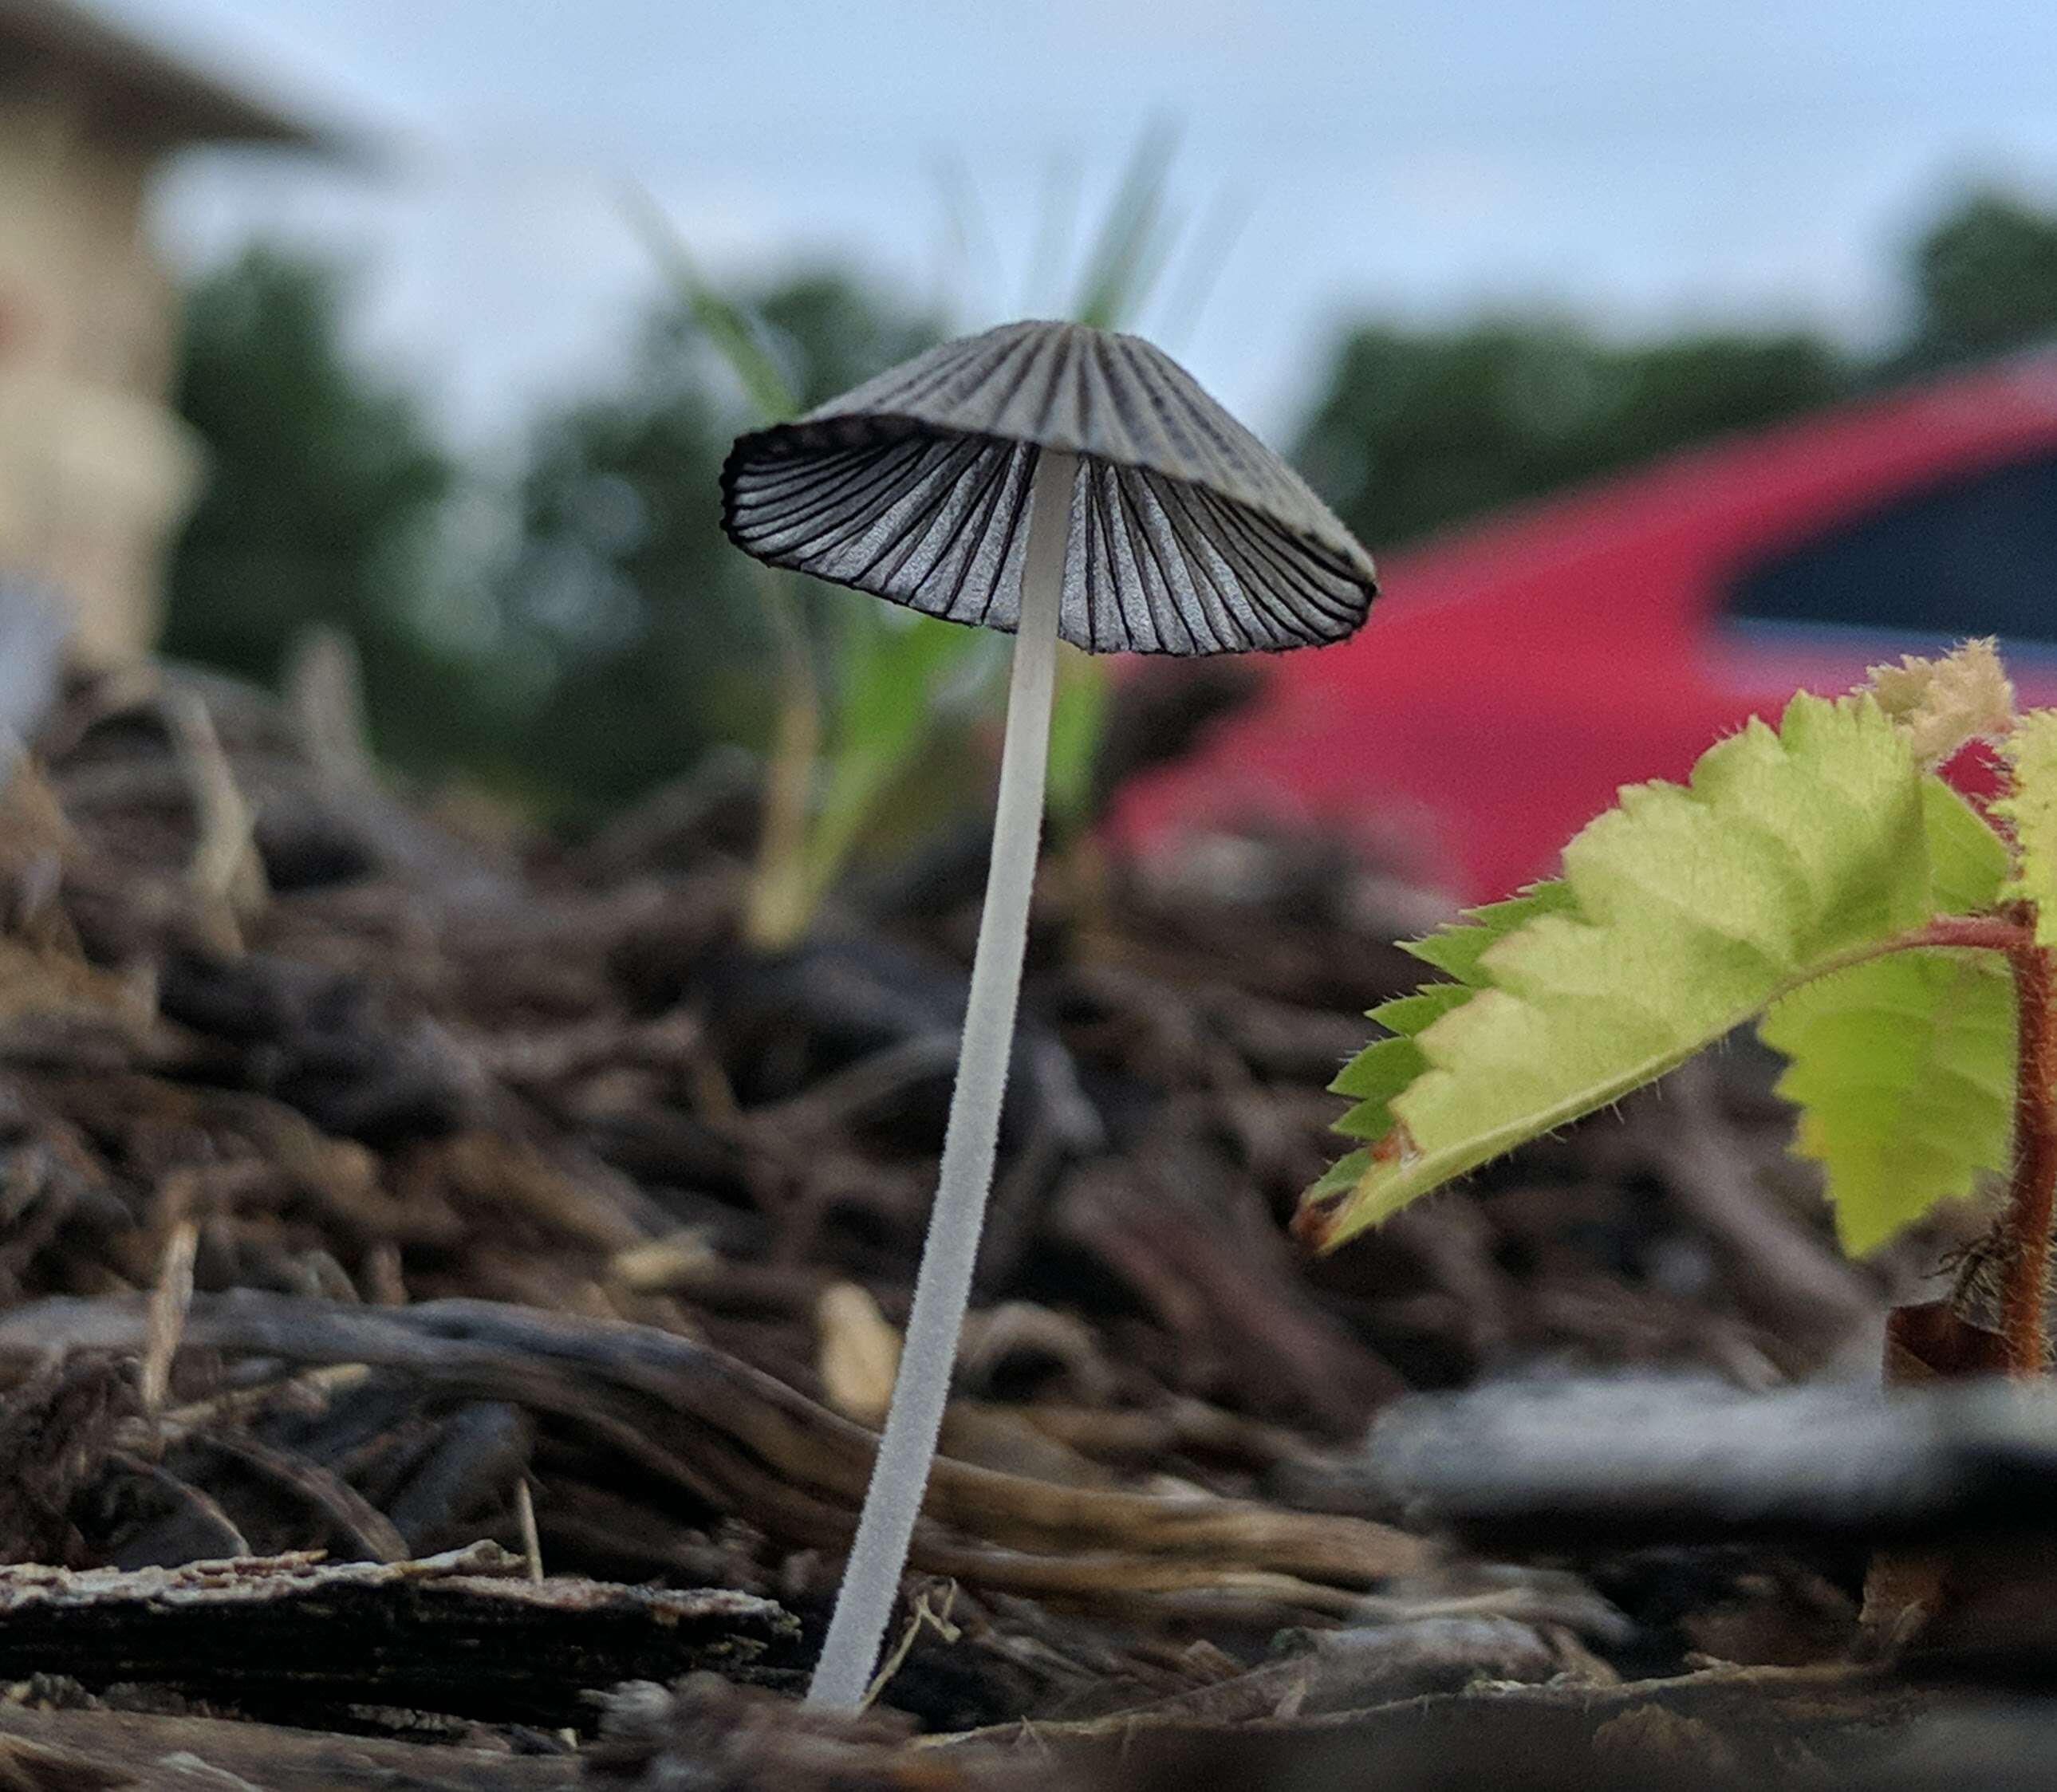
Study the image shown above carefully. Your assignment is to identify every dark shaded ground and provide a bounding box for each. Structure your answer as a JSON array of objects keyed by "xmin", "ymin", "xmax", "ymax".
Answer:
[{"xmin": 0, "ymin": 660, "xmax": 2035, "ymax": 1788}]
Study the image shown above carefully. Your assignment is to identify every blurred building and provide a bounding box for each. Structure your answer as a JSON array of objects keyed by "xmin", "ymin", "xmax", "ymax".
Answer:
[{"xmin": 0, "ymin": 0, "xmax": 322, "ymax": 665}]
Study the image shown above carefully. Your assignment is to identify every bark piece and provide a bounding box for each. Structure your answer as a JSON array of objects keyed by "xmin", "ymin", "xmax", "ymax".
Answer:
[
  {"xmin": 0, "ymin": 1292, "xmax": 1427, "ymax": 1622},
  {"xmin": 0, "ymin": 1542, "xmax": 799, "ymax": 1726},
  {"xmin": 0, "ymin": 1699, "xmax": 579, "ymax": 1792}
]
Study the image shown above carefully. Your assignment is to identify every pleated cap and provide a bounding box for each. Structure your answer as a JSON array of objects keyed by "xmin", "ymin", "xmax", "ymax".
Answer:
[{"xmin": 719, "ymin": 320, "xmax": 1377, "ymax": 655}]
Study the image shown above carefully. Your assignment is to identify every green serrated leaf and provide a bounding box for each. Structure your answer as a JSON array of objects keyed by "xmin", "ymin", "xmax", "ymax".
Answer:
[
  {"xmin": 1401, "ymin": 881, "xmax": 1576, "ymax": 984},
  {"xmin": 1330, "ymin": 1034, "xmax": 1426, "ymax": 1102},
  {"xmin": 1306, "ymin": 1148, "xmax": 1373, "ymax": 1201},
  {"xmin": 1335, "ymin": 1071, "xmax": 1425, "ymax": 1142},
  {"xmin": 1302, "ymin": 691, "xmax": 1948, "ymax": 1251},
  {"xmin": 1923, "ymin": 774, "xmax": 2014, "ymax": 914},
  {"xmin": 1330, "ymin": 987, "xmax": 1473, "ymax": 1137},
  {"xmin": 1756, "ymin": 771, "xmax": 2014, "ymax": 1254},
  {"xmin": 1998, "ymin": 709, "xmax": 2057, "ymax": 947},
  {"xmin": 1329, "ymin": 892, "xmax": 1565, "ymax": 1140},
  {"xmin": 1761, "ymin": 949, "xmax": 2012, "ymax": 1254},
  {"xmin": 1369, "ymin": 984, "xmax": 1476, "ymax": 1042}
]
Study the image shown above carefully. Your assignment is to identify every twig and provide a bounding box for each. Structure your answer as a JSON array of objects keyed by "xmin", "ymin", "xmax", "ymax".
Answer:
[
  {"xmin": 515, "ymin": 1477, "xmax": 545, "ymax": 1585},
  {"xmin": 164, "ymin": 692, "xmax": 266, "ymax": 919},
  {"xmin": 512, "ymin": 1479, "xmax": 581, "ymax": 1749},
  {"xmin": 859, "ymin": 1579, "xmax": 960, "ymax": 1712},
  {"xmin": 283, "ymin": 624, "xmax": 377, "ymax": 788},
  {"xmin": 140, "ymin": 1221, "xmax": 198, "ymax": 1422},
  {"xmin": 199, "ymin": 1431, "xmax": 412, "ymax": 1564}
]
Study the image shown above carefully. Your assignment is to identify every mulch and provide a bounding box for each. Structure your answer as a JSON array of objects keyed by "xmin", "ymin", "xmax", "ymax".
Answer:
[{"xmin": 0, "ymin": 658, "xmax": 2037, "ymax": 1789}]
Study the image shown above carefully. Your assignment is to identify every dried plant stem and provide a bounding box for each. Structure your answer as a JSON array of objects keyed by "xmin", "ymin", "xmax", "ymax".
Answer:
[
  {"xmin": 806, "ymin": 447, "xmax": 1077, "ymax": 1712},
  {"xmin": 2000, "ymin": 930, "xmax": 2057, "ymax": 1376}
]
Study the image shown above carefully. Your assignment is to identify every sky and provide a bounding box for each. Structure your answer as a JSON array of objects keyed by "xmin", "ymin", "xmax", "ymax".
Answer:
[{"xmin": 108, "ymin": 0, "xmax": 2057, "ymax": 450}]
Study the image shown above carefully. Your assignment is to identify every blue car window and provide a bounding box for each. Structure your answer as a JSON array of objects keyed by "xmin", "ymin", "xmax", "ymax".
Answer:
[{"xmin": 1727, "ymin": 452, "xmax": 2057, "ymax": 647}]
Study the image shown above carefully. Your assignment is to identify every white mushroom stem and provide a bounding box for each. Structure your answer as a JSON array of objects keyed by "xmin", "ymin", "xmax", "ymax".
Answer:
[{"xmin": 807, "ymin": 447, "xmax": 1078, "ymax": 1711}]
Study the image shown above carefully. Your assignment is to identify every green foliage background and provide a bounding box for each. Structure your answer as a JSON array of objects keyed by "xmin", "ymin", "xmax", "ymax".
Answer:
[
  {"xmin": 487, "ymin": 277, "xmax": 941, "ymax": 812},
  {"xmin": 1294, "ymin": 185, "xmax": 2057, "ymax": 553},
  {"xmin": 163, "ymin": 247, "xmax": 463, "ymax": 769},
  {"xmin": 161, "ymin": 184, "xmax": 2057, "ymax": 817}
]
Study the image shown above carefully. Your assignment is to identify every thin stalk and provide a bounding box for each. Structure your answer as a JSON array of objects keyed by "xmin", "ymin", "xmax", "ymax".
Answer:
[
  {"xmin": 806, "ymin": 447, "xmax": 1078, "ymax": 1711},
  {"xmin": 743, "ymin": 572, "xmax": 822, "ymax": 951},
  {"xmin": 1999, "ymin": 928, "xmax": 2057, "ymax": 1375}
]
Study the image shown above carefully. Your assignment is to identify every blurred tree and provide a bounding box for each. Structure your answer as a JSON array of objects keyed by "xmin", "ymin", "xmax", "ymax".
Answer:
[
  {"xmin": 165, "ymin": 250, "xmax": 937, "ymax": 812},
  {"xmin": 755, "ymin": 273, "xmax": 944, "ymax": 412},
  {"xmin": 164, "ymin": 246, "xmax": 468, "ymax": 768},
  {"xmin": 161, "ymin": 183, "xmax": 2057, "ymax": 818},
  {"xmin": 484, "ymin": 272, "xmax": 940, "ymax": 813},
  {"xmin": 1899, "ymin": 187, "xmax": 2057, "ymax": 371},
  {"xmin": 1294, "ymin": 185, "xmax": 2057, "ymax": 549},
  {"xmin": 1294, "ymin": 322, "xmax": 1849, "ymax": 550}
]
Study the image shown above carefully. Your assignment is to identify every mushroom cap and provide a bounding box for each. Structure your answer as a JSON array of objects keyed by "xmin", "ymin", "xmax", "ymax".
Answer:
[{"xmin": 719, "ymin": 320, "xmax": 1377, "ymax": 656}]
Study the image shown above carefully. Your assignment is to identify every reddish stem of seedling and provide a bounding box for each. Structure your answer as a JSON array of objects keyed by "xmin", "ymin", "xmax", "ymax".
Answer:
[
  {"xmin": 1999, "ymin": 926, "xmax": 2057, "ymax": 1376},
  {"xmin": 1898, "ymin": 914, "xmax": 2039, "ymax": 954},
  {"xmin": 1882, "ymin": 910, "xmax": 2057, "ymax": 1377},
  {"xmin": 1744, "ymin": 909, "xmax": 2057, "ymax": 1375}
]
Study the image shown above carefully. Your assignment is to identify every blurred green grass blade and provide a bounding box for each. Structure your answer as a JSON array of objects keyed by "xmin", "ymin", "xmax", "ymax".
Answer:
[
  {"xmin": 620, "ymin": 179, "xmax": 798, "ymax": 423},
  {"xmin": 744, "ymin": 569, "xmax": 825, "ymax": 947},
  {"xmin": 621, "ymin": 186, "xmax": 992, "ymax": 937},
  {"xmin": 1072, "ymin": 118, "xmax": 1182, "ymax": 330},
  {"xmin": 932, "ymin": 151, "xmax": 1005, "ymax": 317},
  {"xmin": 1046, "ymin": 649, "xmax": 1109, "ymax": 829},
  {"xmin": 803, "ymin": 613, "xmax": 983, "ymax": 901},
  {"xmin": 1153, "ymin": 185, "xmax": 1252, "ymax": 346},
  {"xmin": 1024, "ymin": 151, "xmax": 1082, "ymax": 317}
]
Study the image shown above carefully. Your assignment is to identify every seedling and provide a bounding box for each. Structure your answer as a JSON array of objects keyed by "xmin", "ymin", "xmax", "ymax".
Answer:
[
  {"xmin": 722, "ymin": 319, "xmax": 1377, "ymax": 1708},
  {"xmin": 1302, "ymin": 640, "xmax": 2057, "ymax": 1374}
]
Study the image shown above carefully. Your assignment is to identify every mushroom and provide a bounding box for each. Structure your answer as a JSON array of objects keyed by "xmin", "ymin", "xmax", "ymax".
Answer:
[{"xmin": 719, "ymin": 319, "xmax": 1378, "ymax": 1709}]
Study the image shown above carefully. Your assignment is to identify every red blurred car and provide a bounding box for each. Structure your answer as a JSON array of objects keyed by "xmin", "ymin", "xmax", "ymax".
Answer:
[{"xmin": 1117, "ymin": 349, "xmax": 2057, "ymax": 902}]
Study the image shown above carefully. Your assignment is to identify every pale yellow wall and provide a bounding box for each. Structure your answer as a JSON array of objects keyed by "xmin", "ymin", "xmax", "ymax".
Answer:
[{"xmin": 0, "ymin": 69, "xmax": 203, "ymax": 666}]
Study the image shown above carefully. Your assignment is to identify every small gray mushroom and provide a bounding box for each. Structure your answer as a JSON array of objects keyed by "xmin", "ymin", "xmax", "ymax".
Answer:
[
  {"xmin": 720, "ymin": 318, "xmax": 1377, "ymax": 1710},
  {"xmin": 723, "ymin": 318, "xmax": 1377, "ymax": 656}
]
